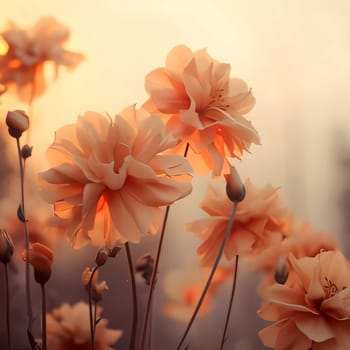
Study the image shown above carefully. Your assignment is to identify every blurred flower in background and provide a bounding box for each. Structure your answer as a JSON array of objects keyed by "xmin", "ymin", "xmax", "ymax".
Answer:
[
  {"xmin": 46, "ymin": 302, "xmax": 123, "ymax": 350},
  {"xmin": 0, "ymin": 16, "xmax": 84, "ymax": 103},
  {"xmin": 163, "ymin": 266, "xmax": 232, "ymax": 322}
]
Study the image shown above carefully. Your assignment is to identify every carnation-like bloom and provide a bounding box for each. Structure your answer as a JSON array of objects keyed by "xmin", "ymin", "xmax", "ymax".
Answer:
[
  {"xmin": 39, "ymin": 106, "xmax": 192, "ymax": 248},
  {"xmin": 0, "ymin": 17, "xmax": 84, "ymax": 102},
  {"xmin": 258, "ymin": 250, "xmax": 350, "ymax": 349},
  {"xmin": 46, "ymin": 302, "xmax": 122, "ymax": 350},
  {"xmin": 163, "ymin": 266, "xmax": 231, "ymax": 322},
  {"xmin": 143, "ymin": 45, "xmax": 260, "ymax": 175},
  {"xmin": 187, "ymin": 179, "xmax": 291, "ymax": 266}
]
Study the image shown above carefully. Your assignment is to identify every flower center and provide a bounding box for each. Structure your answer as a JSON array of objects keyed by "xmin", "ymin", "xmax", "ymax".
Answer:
[
  {"xmin": 208, "ymin": 88, "xmax": 230, "ymax": 111},
  {"xmin": 323, "ymin": 277, "xmax": 338, "ymax": 298}
]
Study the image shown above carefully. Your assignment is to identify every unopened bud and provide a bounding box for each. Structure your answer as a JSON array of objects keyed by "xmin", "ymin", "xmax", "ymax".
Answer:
[
  {"xmin": 0, "ymin": 229, "xmax": 14, "ymax": 264},
  {"xmin": 22, "ymin": 243, "xmax": 54, "ymax": 285},
  {"xmin": 108, "ymin": 246, "xmax": 121, "ymax": 258},
  {"xmin": 274, "ymin": 256, "xmax": 289, "ymax": 284},
  {"xmin": 6, "ymin": 110, "xmax": 29, "ymax": 138},
  {"xmin": 224, "ymin": 161, "xmax": 245, "ymax": 202},
  {"xmin": 135, "ymin": 253, "xmax": 155, "ymax": 286},
  {"xmin": 95, "ymin": 248, "xmax": 109, "ymax": 266},
  {"xmin": 21, "ymin": 144, "xmax": 33, "ymax": 159}
]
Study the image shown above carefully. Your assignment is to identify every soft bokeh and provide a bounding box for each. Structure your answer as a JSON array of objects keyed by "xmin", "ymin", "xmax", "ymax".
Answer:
[{"xmin": 0, "ymin": 1, "xmax": 350, "ymax": 349}]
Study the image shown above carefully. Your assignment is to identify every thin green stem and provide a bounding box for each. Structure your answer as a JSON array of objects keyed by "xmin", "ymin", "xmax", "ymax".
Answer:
[
  {"xmin": 88, "ymin": 266, "xmax": 99, "ymax": 350},
  {"xmin": 5, "ymin": 264, "xmax": 12, "ymax": 350},
  {"xmin": 176, "ymin": 202, "xmax": 238, "ymax": 350},
  {"xmin": 220, "ymin": 254, "xmax": 239, "ymax": 349},
  {"xmin": 125, "ymin": 243, "xmax": 137, "ymax": 350},
  {"xmin": 16, "ymin": 137, "xmax": 33, "ymax": 333},
  {"xmin": 140, "ymin": 205, "xmax": 171, "ymax": 350},
  {"xmin": 40, "ymin": 284, "xmax": 47, "ymax": 350}
]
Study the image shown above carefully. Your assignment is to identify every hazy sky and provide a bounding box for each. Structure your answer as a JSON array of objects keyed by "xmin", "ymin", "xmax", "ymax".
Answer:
[{"xmin": 1, "ymin": 0, "xmax": 350, "ymax": 236}]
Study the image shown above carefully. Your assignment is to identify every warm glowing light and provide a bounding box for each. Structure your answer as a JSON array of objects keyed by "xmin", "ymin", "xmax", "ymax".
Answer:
[{"xmin": 0, "ymin": 36, "xmax": 9, "ymax": 55}]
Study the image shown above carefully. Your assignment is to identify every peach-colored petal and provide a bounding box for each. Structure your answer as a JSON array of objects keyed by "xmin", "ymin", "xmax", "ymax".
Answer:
[
  {"xmin": 143, "ymin": 44, "xmax": 259, "ymax": 175},
  {"xmin": 321, "ymin": 288, "xmax": 350, "ymax": 320},
  {"xmin": 40, "ymin": 108, "xmax": 192, "ymax": 247},
  {"xmin": 295, "ymin": 313, "xmax": 334, "ymax": 342}
]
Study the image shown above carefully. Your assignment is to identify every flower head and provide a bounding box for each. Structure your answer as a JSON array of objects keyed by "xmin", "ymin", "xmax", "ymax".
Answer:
[
  {"xmin": 46, "ymin": 302, "xmax": 122, "ymax": 350},
  {"xmin": 163, "ymin": 266, "xmax": 231, "ymax": 322},
  {"xmin": 187, "ymin": 179, "xmax": 291, "ymax": 266},
  {"xmin": 22, "ymin": 242, "xmax": 54, "ymax": 284},
  {"xmin": 0, "ymin": 17, "xmax": 84, "ymax": 102},
  {"xmin": 6, "ymin": 110, "xmax": 29, "ymax": 138},
  {"xmin": 39, "ymin": 106, "xmax": 192, "ymax": 248},
  {"xmin": 143, "ymin": 45, "xmax": 260, "ymax": 175},
  {"xmin": 82, "ymin": 267, "xmax": 108, "ymax": 301},
  {"xmin": 258, "ymin": 250, "xmax": 350, "ymax": 349}
]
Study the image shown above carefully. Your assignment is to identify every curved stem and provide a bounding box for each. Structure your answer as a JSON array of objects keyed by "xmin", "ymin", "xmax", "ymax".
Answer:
[
  {"xmin": 176, "ymin": 202, "xmax": 238, "ymax": 350},
  {"xmin": 16, "ymin": 138, "xmax": 33, "ymax": 333},
  {"xmin": 220, "ymin": 254, "xmax": 239, "ymax": 349},
  {"xmin": 5, "ymin": 264, "xmax": 12, "ymax": 350},
  {"xmin": 140, "ymin": 205, "xmax": 171, "ymax": 350},
  {"xmin": 40, "ymin": 284, "xmax": 47, "ymax": 350},
  {"xmin": 125, "ymin": 243, "xmax": 137, "ymax": 350},
  {"xmin": 88, "ymin": 266, "xmax": 99, "ymax": 350}
]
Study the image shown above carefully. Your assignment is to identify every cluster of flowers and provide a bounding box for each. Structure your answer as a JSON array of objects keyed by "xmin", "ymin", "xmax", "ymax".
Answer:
[{"xmin": 1, "ymin": 16, "xmax": 350, "ymax": 350}]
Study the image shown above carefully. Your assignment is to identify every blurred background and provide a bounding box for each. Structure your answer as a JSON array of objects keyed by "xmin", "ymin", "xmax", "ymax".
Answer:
[{"xmin": 0, "ymin": 0, "xmax": 350, "ymax": 349}]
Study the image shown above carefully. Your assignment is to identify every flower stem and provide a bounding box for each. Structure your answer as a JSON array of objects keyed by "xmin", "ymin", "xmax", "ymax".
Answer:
[
  {"xmin": 5, "ymin": 264, "xmax": 12, "ymax": 350},
  {"xmin": 220, "ymin": 254, "xmax": 239, "ymax": 349},
  {"xmin": 16, "ymin": 137, "xmax": 33, "ymax": 333},
  {"xmin": 125, "ymin": 242, "xmax": 137, "ymax": 350},
  {"xmin": 140, "ymin": 205, "xmax": 171, "ymax": 350},
  {"xmin": 176, "ymin": 201, "xmax": 238, "ymax": 350},
  {"xmin": 88, "ymin": 266, "xmax": 99, "ymax": 350},
  {"xmin": 40, "ymin": 284, "xmax": 47, "ymax": 350}
]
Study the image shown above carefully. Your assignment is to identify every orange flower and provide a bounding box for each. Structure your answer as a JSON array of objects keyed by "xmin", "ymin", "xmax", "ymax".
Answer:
[
  {"xmin": 248, "ymin": 219, "xmax": 337, "ymax": 288},
  {"xmin": 46, "ymin": 302, "xmax": 122, "ymax": 350},
  {"xmin": 22, "ymin": 242, "xmax": 54, "ymax": 284},
  {"xmin": 258, "ymin": 250, "xmax": 350, "ymax": 349},
  {"xmin": 187, "ymin": 179, "xmax": 291, "ymax": 266},
  {"xmin": 39, "ymin": 106, "xmax": 192, "ymax": 248},
  {"xmin": 163, "ymin": 266, "xmax": 232, "ymax": 322},
  {"xmin": 82, "ymin": 267, "xmax": 108, "ymax": 301},
  {"xmin": 0, "ymin": 17, "xmax": 84, "ymax": 102},
  {"xmin": 143, "ymin": 45, "xmax": 260, "ymax": 175}
]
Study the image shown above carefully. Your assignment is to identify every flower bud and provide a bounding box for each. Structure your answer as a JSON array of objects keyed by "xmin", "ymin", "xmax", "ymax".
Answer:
[
  {"xmin": 274, "ymin": 256, "xmax": 289, "ymax": 284},
  {"xmin": 135, "ymin": 253, "xmax": 155, "ymax": 286},
  {"xmin": 0, "ymin": 229, "xmax": 14, "ymax": 264},
  {"xmin": 95, "ymin": 248, "xmax": 109, "ymax": 266},
  {"xmin": 224, "ymin": 160, "xmax": 245, "ymax": 202},
  {"xmin": 21, "ymin": 144, "xmax": 33, "ymax": 159},
  {"xmin": 6, "ymin": 110, "xmax": 30, "ymax": 138},
  {"xmin": 108, "ymin": 246, "xmax": 121, "ymax": 258},
  {"xmin": 22, "ymin": 243, "xmax": 54, "ymax": 285},
  {"xmin": 82, "ymin": 267, "xmax": 108, "ymax": 302}
]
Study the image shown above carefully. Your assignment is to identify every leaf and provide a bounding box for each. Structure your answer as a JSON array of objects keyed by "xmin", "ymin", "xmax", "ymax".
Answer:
[{"xmin": 17, "ymin": 204, "xmax": 26, "ymax": 223}]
